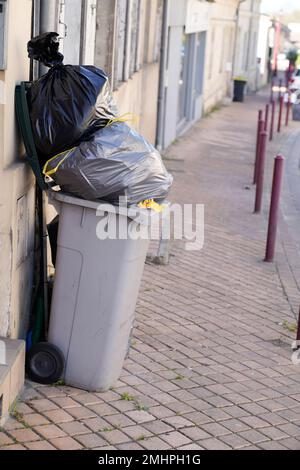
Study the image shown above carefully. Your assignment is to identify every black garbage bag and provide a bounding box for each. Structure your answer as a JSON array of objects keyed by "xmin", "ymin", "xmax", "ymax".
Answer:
[
  {"xmin": 43, "ymin": 122, "xmax": 173, "ymax": 204},
  {"xmin": 27, "ymin": 32, "xmax": 117, "ymax": 163}
]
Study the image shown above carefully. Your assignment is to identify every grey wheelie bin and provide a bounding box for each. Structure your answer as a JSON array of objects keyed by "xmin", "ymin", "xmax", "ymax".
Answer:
[{"xmin": 47, "ymin": 191, "xmax": 157, "ymax": 391}]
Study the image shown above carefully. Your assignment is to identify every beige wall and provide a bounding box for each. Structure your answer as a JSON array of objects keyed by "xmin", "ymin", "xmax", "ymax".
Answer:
[
  {"xmin": 203, "ymin": 0, "xmax": 262, "ymax": 112},
  {"xmin": 0, "ymin": 0, "xmax": 35, "ymax": 338},
  {"xmin": 113, "ymin": 62, "xmax": 160, "ymax": 144},
  {"xmin": 236, "ymin": 0, "xmax": 261, "ymax": 91},
  {"xmin": 203, "ymin": 0, "xmax": 238, "ymax": 113},
  {"xmin": 95, "ymin": 0, "xmax": 162, "ymax": 145}
]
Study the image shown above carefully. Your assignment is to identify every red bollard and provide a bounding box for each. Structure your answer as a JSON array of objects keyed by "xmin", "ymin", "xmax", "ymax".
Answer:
[
  {"xmin": 278, "ymin": 79, "xmax": 282, "ymax": 102},
  {"xmin": 296, "ymin": 308, "xmax": 300, "ymax": 344},
  {"xmin": 254, "ymin": 131, "xmax": 268, "ymax": 213},
  {"xmin": 253, "ymin": 117, "xmax": 264, "ymax": 184},
  {"xmin": 264, "ymin": 155, "xmax": 285, "ymax": 262},
  {"xmin": 277, "ymin": 96, "xmax": 284, "ymax": 133},
  {"xmin": 285, "ymin": 95, "xmax": 291, "ymax": 126},
  {"xmin": 264, "ymin": 104, "xmax": 269, "ymax": 131},
  {"xmin": 270, "ymin": 79, "xmax": 274, "ymax": 103},
  {"xmin": 270, "ymin": 100, "xmax": 275, "ymax": 141}
]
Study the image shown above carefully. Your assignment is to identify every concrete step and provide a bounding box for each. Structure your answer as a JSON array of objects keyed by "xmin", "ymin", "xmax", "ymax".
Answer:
[{"xmin": 0, "ymin": 337, "xmax": 25, "ymax": 426}]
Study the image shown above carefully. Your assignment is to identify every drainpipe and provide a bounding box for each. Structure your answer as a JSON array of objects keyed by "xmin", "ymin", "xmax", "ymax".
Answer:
[
  {"xmin": 30, "ymin": 0, "xmax": 41, "ymax": 81},
  {"xmin": 156, "ymin": 0, "xmax": 169, "ymax": 151},
  {"xmin": 232, "ymin": 0, "xmax": 246, "ymax": 81},
  {"xmin": 40, "ymin": 0, "xmax": 59, "ymax": 33},
  {"xmin": 39, "ymin": 0, "xmax": 60, "ymax": 75}
]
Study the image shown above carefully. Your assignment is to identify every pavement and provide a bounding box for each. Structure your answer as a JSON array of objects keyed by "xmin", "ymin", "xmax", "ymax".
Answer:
[{"xmin": 1, "ymin": 89, "xmax": 300, "ymax": 451}]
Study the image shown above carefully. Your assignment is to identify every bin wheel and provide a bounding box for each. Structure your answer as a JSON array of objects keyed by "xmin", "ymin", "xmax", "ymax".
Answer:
[{"xmin": 26, "ymin": 342, "xmax": 64, "ymax": 385}]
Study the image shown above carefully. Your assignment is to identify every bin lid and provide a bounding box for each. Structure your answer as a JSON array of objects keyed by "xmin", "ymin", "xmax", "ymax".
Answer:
[{"xmin": 48, "ymin": 190, "xmax": 167, "ymax": 226}]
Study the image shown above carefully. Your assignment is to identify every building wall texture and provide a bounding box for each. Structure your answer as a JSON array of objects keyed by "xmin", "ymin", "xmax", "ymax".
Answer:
[
  {"xmin": 203, "ymin": 0, "xmax": 239, "ymax": 113},
  {"xmin": 0, "ymin": 0, "xmax": 35, "ymax": 338}
]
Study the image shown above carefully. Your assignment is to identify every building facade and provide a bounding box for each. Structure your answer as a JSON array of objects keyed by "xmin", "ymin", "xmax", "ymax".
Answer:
[
  {"xmin": 0, "ymin": 0, "xmax": 35, "ymax": 339},
  {"xmin": 0, "ymin": 0, "xmax": 265, "ymax": 419},
  {"xmin": 233, "ymin": 0, "xmax": 262, "ymax": 92}
]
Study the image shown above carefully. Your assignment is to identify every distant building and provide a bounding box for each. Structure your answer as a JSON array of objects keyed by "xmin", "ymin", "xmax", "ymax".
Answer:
[{"xmin": 289, "ymin": 23, "xmax": 300, "ymax": 49}]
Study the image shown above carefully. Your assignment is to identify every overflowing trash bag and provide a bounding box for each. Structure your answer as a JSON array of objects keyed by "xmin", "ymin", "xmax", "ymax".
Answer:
[
  {"xmin": 43, "ymin": 122, "xmax": 173, "ymax": 204},
  {"xmin": 28, "ymin": 32, "xmax": 173, "ymax": 204},
  {"xmin": 27, "ymin": 32, "xmax": 117, "ymax": 163}
]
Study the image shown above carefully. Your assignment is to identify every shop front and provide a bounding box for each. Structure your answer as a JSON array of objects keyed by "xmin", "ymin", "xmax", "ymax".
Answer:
[{"xmin": 159, "ymin": 0, "xmax": 208, "ymax": 149}]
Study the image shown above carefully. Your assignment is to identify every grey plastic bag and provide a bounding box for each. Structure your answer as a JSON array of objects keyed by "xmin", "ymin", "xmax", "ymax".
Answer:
[{"xmin": 44, "ymin": 122, "xmax": 173, "ymax": 204}]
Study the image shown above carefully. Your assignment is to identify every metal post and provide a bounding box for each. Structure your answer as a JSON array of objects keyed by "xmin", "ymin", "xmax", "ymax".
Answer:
[
  {"xmin": 277, "ymin": 96, "xmax": 284, "ymax": 133},
  {"xmin": 270, "ymin": 100, "xmax": 275, "ymax": 141},
  {"xmin": 270, "ymin": 78, "xmax": 274, "ymax": 103},
  {"xmin": 285, "ymin": 94, "xmax": 291, "ymax": 126},
  {"xmin": 297, "ymin": 308, "xmax": 300, "ymax": 343},
  {"xmin": 264, "ymin": 103, "xmax": 269, "ymax": 131},
  {"xmin": 253, "ymin": 117, "xmax": 264, "ymax": 184},
  {"xmin": 264, "ymin": 155, "xmax": 285, "ymax": 262},
  {"xmin": 278, "ymin": 78, "xmax": 282, "ymax": 102},
  {"xmin": 254, "ymin": 131, "xmax": 268, "ymax": 213}
]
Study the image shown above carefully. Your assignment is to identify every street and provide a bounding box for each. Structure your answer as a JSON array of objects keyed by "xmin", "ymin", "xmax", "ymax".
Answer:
[{"xmin": 1, "ymin": 89, "xmax": 300, "ymax": 450}]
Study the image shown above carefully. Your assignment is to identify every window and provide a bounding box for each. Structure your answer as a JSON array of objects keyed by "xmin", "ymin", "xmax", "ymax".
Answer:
[
  {"xmin": 114, "ymin": 0, "xmax": 128, "ymax": 86},
  {"xmin": 114, "ymin": 0, "xmax": 141, "ymax": 88}
]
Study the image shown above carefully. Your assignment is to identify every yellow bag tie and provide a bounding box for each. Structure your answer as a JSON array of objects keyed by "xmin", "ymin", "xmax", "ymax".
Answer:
[
  {"xmin": 43, "ymin": 147, "xmax": 76, "ymax": 177},
  {"xmin": 106, "ymin": 112, "xmax": 139, "ymax": 128},
  {"xmin": 138, "ymin": 199, "xmax": 165, "ymax": 213}
]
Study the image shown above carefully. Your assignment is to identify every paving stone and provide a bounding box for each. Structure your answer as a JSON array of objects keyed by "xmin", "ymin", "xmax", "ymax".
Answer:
[
  {"xmin": 34, "ymin": 424, "xmax": 66, "ymax": 440},
  {"xmin": 220, "ymin": 433, "xmax": 252, "ymax": 450},
  {"xmin": 67, "ymin": 406, "xmax": 97, "ymax": 420},
  {"xmin": 142, "ymin": 420, "xmax": 173, "ymax": 435},
  {"xmin": 222, "ymin": 419, "xmax": 250, "ymax": 433},
  {"xmin": 199, "ymin": 438, "xmax": 232, "ymax": 450},
  {"xmin": 259, "ymin": 427, "xmax": 290, "ymax": 441},
  {"xmin": 163, "ymin": 415, "xmax": 195, "ymax": 429},
  {"xmin": 82, "ymin": 417, "xmax": 112, "ymax": 432},
  {"xmin": 276, "ymin": 438, "xmax": 300, "ymax": 450},
  {"xmin": 43, "ymin": 409, "xmax": 74, "ymax": 423},
  {"xmin": 0, "ymin": 432, "xmax": 14, "ymax": 446},
  {"xmin": 122, "ymin": 425, "xmax": 153, "ymax": 440},
  {"xmin": 117, "ymin": 442, "xmax": 144, "ymax": 450},
  {"xmin": 59, "ymin": 421, "xmax": 91, "ymax": 436},
  {"xmin": 26, "ymin": 440, "xmax": 56, "ymax": 450},
  {"xmin": 98, "ymin": 429, "xmax": 130, "ymax": 445},
  {"xmin": 73, "ymin": 393, "xmax": 103, "ymax": 406},
  {"xmin": 49, "ymin": 436, "xmax": 83, "ymax": 450},
  {"xmin": 259, "ymin": 441, "xmax": 289, "ymax": 450},
  {"xmin": 9, "ymin": 428, "xmax": 41, "ymax": 443},
  {"xmin": 75, "ymin": 433, "xmax": 107, "ymax": 449},
  {"xmin": 239, "ymin": 430, "xmax": 270, "ymax": 445},
  {"xmin": 126, "ymin": 410, "xmax": 156, "ymax": 424},
  {"xmin": 23, "ymin": 413, "xmax": 50, "ymax": 427},
  {"xmin": 104, "ymin": 413, "xmax": 136, "ymax": 429},
  {"xmin": 29, "ymin": 399, "xmax": 58, "ymax": 413},
  {"xmin": 180, "ymin": 427, "xmax": 211, "ymax": 441},
  {"xmin": 201, "ymin": 422, "xmax": 231, "ymax": 437},
  {"xmin": 141, "ymin": 436, "xmax": 170, "ymax": 450},
  {"xmin": 159, "ymin": 431, "xmax": 191, "ymax": 448}
]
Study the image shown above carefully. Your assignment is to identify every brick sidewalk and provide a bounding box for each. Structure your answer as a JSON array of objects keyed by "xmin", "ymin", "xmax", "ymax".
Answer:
[{"xmin": 1, "ymin": 92, "xmax": 300, "ymax": 451}]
